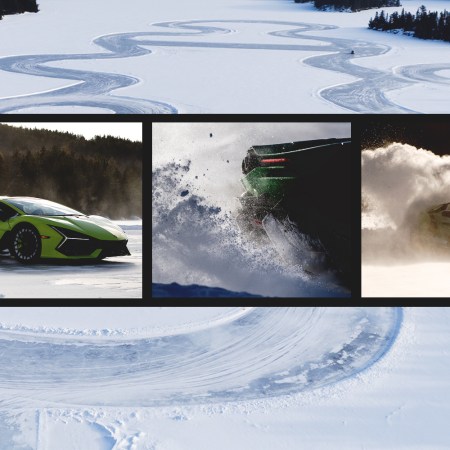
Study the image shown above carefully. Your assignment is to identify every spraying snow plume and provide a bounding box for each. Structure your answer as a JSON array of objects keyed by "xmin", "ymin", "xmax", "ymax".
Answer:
[
  {"xmin": 362, "ymin": 143, "xmax": 450, "ymax": 227},
  {"xmin": 362, "ymin": 143, "xmax": 450, "ymax": 262},
  {"xmin": 152, "ymin": 161, "xmax": 347, "ymax": 297},
  {"xmin": 152, "ymin": 123, "xmax": 351, "ymax": 297}
]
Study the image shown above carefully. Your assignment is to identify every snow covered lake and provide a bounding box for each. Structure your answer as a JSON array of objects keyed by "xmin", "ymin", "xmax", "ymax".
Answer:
[
  {"xmin": 0, "ymin": 0, "xmax": 448, "ymax": 113},
  {"xmin": 0, "ymin": 307, "xmax": 449, "ymax": 449},
  {"xmin": 0, "ymin": 221, "xmax": 142, "ymax": 299}
]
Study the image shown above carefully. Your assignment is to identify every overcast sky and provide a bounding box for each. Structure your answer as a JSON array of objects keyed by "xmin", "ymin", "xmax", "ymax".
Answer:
[{"xmin": 1, "ymin": 122, "xmax": 142, "ymax": 142}]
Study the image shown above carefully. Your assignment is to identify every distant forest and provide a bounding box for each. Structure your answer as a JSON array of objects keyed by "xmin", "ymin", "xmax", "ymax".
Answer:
[
  {"xmin": 369, "ymin": 6, "xmax": 450, "ymax": 42},
  {"xmin": 294, "ymin": 0, "xmax": 399, "ymax": 12},
  {"xmin": 0, "ymin": 124, "xmax": 142, "ymax": 219},
  {"xmin": 0, "ymin": 0, "xmax": 38, "ymax": 19}
]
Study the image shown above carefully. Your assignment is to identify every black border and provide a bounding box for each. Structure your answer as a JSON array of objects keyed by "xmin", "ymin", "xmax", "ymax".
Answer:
[{"xmin": 1, "ymin": 114, "xmax": 449, "ymax": 306}]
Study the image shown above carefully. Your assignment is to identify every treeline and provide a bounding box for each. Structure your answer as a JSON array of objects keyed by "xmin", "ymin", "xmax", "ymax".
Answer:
[
  {"xmin": 0, "ymin": 124, "xmax": 142, "ymax": 219},
  {"xmin": 294, "ymin": 0, "xmax": 399, "ymax": 12},
  {"xmin": 369, "ymin": 5, "xmax": 450, "ymax": 41},
  {"xmin": 0, "ymin": 0, "xmax": 38, "ymax": 19}
]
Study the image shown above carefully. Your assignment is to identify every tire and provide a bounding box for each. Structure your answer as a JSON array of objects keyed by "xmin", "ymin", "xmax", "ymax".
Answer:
[{"xmin": 11, "ymin": 224, "xmax": 41, "ymax": 263}]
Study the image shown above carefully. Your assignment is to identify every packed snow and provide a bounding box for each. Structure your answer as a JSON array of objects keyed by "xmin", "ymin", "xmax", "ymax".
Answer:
[
  {"xmin": 0, "ymin": 221, "xmax": 142, "ymax": 299},
  {"xmin": 0, "ymin": 0, "xmax": 449, "ymax": 113},
  {"xmin": 152, "ymin": 123, "xmax": 351, "ymax": 297},
  {"xmin": 0, "ymin": 307, "xmax": 450, "ymax": 448},
  {"xmin": 362, "ymin": 144, "xmax": 450, "ymax": 297}
]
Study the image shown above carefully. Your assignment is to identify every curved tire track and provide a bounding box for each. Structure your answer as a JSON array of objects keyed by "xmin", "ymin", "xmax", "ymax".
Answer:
[
  {"xmin": 396, "ymin": 63, "xmax": 450, "ymax": 85},
  {"xmin": 0, "ymin": 307, "xmax": 402, "ymax": 407},
  {"xmin": 0, "ymin": 19, "xmax": 445, "ymax": 113}
]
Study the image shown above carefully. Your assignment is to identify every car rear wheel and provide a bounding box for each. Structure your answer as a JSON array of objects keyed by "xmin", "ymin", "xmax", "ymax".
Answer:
[{"xmin": 11, "ymin": 224, "xmax": 41, "ymax": 263}]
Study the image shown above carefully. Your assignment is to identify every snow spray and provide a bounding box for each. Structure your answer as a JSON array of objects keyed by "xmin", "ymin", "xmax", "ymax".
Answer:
[
  {"xmin": 362, "ymin": 143, "xmax": 450, "ymax": 261},
  {"xmin": 152, "ymin": 161, "xmax": 345, "ymax": 297},
  {"xmin": 152, "ymin": 123, "xmax": 351, "ymax": 296}
]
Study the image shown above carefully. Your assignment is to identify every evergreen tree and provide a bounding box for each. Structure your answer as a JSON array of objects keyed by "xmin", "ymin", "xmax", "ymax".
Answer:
[
  {"xmin": 0, "ymin": 124, "xmax": 142, "ymax": 219},
  {"xmin": 0, "ymin": 0, "xmax": 38, "ymax": 16},
  {"xmin": 368, "ymin": 5, "xmax": 450, "ymax": 42}
]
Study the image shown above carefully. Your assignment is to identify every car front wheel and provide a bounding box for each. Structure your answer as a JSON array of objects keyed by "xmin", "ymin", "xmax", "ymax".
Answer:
[{"xmin": 11, "ymin": 224, "xmax": 41, "ymax": 263}]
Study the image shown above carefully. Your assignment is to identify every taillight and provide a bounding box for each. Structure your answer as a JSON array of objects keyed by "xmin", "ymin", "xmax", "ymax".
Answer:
[{"xmin": 260, "ymin": 158, "xmax": 288, "ymax": 164}]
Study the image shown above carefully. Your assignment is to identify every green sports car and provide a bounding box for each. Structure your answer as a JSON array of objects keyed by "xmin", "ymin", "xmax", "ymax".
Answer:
[
  {"xmin": 0, "ymin": 196, "xmax": 130, "ymax": 263},
  {"xmin": 238, "ymin": 138, "xmax": 352, "ymax": 282}
]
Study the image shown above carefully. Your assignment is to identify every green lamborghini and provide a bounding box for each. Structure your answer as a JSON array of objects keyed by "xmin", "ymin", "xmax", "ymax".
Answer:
[
  {"xmin": 0, "ymin": 196, "xmax": 130, "ymax": 263},
  {"xmin": 238, "ymin": 138, "xmax": 352, "ymax": 282}
]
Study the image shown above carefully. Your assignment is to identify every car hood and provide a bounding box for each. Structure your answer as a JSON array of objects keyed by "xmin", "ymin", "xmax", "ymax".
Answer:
[{"xmin": 33, "ymin": 215, "xmax": 127, "ymax": 240}]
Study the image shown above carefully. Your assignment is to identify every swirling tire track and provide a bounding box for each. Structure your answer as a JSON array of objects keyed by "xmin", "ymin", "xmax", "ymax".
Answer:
[
  {"xmin": 396, "ymin": 63, "xmax": 450, "ymax": 85},
  {"xmin": 0, "ymin": 19, "xmax": 446, "ymax": 113},
  {"xmin": 0, "ymin": 307, "xmax": 402, "ymax": 407}
]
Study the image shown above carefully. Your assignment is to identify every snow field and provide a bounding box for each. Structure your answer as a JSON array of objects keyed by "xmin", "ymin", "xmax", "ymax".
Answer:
[
  {"xmin": 0, "ymin": 308, "xmax": 449, "ymax": 449},
  {"xmin": 0, "ymin": 221, "xmax": 142, "ymax": 299},
  {"xmin": 0, "ymin": 0, "xmax": 449, "ymax": 112}
]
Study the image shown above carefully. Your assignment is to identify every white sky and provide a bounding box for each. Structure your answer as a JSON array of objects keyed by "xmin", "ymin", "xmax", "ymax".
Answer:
[{"xmin": 1, "ymin": 122, "xmax": 142, "ymax": 142}]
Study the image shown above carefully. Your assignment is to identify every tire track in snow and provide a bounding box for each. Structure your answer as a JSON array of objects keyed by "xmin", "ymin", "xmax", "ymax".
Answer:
[
  {"xmin": 0, "ymin": 36, "xmax": 176, "ymax": 114},
  {"xmin": 0, "ymin": 19, "xmax": 440, "ymax": 113},
  {"xmin": 0, "ymin": 307, "xmax": 402, "ymax": 407},
  {"xmin": 396, "ymin": 63, "xmax": 450, "ymax": 85}
]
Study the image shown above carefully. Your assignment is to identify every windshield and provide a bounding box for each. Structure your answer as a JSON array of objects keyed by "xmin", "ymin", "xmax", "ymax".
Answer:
[{"xmin": 6, "ymin": 198, "xmax": 84, "ymax": 216}]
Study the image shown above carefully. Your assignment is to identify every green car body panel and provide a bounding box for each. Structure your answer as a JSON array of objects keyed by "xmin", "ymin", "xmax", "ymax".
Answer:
[
  {"xmin": 240, "ymin": 167, "xmax": 296, "ymax": 199},
  {"xmin": 238, "ymin": 138, "xmax": 352, "ymax": 284},
  {"xmin": 0, "ymin": 197, "xmax": 130, "ymax": 261},
  {"xmin": 240, "ymin": 138, "xmax": 351, "ymax": 203}
]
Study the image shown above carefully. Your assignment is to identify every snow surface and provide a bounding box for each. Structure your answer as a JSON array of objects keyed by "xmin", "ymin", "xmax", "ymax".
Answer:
[
  {"xmin": 363, "ymin": 262, "xmax": 450, "ymax": 297},
  {"xmin": 152, "ymin": 282, "xmax": 265, "ymax": 297},
  {"xmin": 152, "ymin": 123, "xmax": 351, "ymax": 297},
  {"xmin": 0, "ymin": 221, "xmax": 142, "ymax": 299},
  {"xmin": 361, "ymin": 144, "xmax": 450, "ymax": 297},
  {"xmin": 0, "ymin": 0, "xmax": 448, "ymax": 113},
  {"xmin": 0, "ymin": 307, "xmax": 249, "ymax": 340},
  {"xmin": 1, "ymin": 307, "xmax": 450, "ymax": 448}
]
